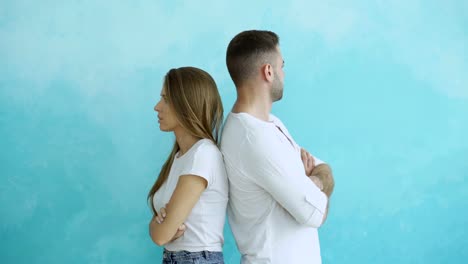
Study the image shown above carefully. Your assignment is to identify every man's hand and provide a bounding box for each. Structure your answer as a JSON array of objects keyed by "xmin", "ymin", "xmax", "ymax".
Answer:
[
  {"xmin": 154, "ymin": 205, "xmax": 186, "ymax": 242},
  {"xmin": 301, "ymin": 148, "xmax": 315, "ymax": 176},
  {"xmin": 310, "ymin": 164, "xmax": 334, "ymax": 198},
  {"xmin": 300, "ymin": 148, "xmax": 335, "ymax": 226},
  {"xmin": 309, "ymin": 175, "xmax": 324, "ymax": 190}
]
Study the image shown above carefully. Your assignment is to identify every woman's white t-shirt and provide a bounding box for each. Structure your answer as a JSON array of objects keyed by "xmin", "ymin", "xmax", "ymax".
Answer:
[{"xmin": 153, "ymin": 139, "xmax": 228, "ymax": 252}]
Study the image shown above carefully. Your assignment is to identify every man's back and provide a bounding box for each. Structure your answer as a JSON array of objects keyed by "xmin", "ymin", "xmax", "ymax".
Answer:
[{"xmin": 221, "ymin": 112, "xmax": 327, "ymax": 264}]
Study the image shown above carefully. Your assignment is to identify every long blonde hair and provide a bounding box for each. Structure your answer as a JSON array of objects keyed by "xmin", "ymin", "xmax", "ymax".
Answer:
[{"xmin": 147, "ymin": 67, "xmax": 224, "ymax": 214}]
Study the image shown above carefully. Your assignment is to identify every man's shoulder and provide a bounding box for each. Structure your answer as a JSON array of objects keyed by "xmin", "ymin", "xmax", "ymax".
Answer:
[
  {"xmin": 269, "ymin": 113, "xmax": 287, "ymax": 128},
  {"xmin": 221, "ymin": 114, "xmax": 274, "ymax": 155},
  {"xmin": 222, "ymin": 113, "xmax": 268, "ymax": 139}
]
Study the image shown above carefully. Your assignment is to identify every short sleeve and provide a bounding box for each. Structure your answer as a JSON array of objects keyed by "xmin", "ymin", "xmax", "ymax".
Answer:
[{"xmin": 179, "ymin": 142, "xmax": 221, "ymax": 187}]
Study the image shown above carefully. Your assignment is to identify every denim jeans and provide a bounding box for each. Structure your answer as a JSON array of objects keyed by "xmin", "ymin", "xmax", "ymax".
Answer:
[{"xmin": 162, "ymin": 249, "xmax": 224, "ymax": 264}]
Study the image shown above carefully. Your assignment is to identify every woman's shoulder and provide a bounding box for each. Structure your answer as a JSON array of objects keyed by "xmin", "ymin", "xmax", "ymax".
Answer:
[{"xmin": 193, "ymin": 139, "xmax": 222, "ymax": 157}]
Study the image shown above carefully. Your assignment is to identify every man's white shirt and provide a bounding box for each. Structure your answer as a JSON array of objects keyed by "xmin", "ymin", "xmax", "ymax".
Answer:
[{"xmin": 221, "ymin": 112, "xmax": 328, "ymax": 264}]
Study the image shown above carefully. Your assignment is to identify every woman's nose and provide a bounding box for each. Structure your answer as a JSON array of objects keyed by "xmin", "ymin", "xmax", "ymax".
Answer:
[{"xmin": 154, "ymin": 101, "xmax": 160, "ymax": 112}]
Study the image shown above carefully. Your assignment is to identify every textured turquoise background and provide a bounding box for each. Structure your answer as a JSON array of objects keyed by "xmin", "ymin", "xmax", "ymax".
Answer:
[{"xmin": 1, "ymin": 1, "xmax": 467, "ymax": 263}]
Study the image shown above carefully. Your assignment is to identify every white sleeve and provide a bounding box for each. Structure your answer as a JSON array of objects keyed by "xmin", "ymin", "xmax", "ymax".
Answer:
[
  {"xmin": 180, "ymin": 144, "xmax": 218, "ymax": 187},
  {"xmin": 243, "ymin": 135, "xmax": 328, "ymax": 227}
]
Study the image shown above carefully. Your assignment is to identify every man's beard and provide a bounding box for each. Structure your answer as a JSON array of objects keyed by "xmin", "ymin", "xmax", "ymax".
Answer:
[{"xmin": 271, "ymin": 73, "xmax": 283, "ymax": 102}]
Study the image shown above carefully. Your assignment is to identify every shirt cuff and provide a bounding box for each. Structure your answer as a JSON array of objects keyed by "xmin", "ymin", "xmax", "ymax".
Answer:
[{"xmin": 303, "ymin": 192, "xmax": 328, "ymax": 227}]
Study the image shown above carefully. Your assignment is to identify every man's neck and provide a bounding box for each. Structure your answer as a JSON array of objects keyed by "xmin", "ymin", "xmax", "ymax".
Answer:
[{"xmin": 233, "ymin": 85, "xmax": 272, "ymax": 122}]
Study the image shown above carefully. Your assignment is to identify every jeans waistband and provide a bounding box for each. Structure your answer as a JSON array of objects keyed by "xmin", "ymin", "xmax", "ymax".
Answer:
[{"xmin": 163, "ymin": 249, "xmax": 223, "ymax": 261}]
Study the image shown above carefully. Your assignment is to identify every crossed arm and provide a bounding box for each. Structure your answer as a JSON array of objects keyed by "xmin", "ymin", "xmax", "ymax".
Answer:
[
  {"xmin": 149, "ymin": 175, "xmax": 207, "ymax": 246},
  {"xmin": 243, "ymin": 137, "xmax": 329, "ymax": 228},
  {"xmin": 301, "ymin": 148, "xmax": 335, "ymax": 224}
]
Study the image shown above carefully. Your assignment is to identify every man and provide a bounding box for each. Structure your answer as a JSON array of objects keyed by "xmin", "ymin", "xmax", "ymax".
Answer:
[{"xmin": 220, "ymin": 30, "xmax": 335, "ymax": 264}]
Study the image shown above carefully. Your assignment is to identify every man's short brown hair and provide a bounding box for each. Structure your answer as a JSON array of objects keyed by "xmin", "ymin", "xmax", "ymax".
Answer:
[{"xmin": 226, "ymin": 30, "xmax": 279, "ymax": 87}]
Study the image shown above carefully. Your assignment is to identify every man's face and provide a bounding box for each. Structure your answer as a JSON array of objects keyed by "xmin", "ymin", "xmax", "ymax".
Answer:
[{"xmin": 271, "ymin": 46, "xmax": 285, "ymax": 102}]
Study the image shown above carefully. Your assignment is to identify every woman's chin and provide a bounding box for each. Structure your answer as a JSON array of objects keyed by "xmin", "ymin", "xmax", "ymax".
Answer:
[{"xmin": 159, "ymin": 125, "xmax": 171, "ymax": 132}]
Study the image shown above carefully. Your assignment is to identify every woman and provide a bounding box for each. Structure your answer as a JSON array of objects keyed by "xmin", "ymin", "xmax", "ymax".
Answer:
[{"xmin": 148, "ymin": 67, "xmax": 227, "ymax": 264}]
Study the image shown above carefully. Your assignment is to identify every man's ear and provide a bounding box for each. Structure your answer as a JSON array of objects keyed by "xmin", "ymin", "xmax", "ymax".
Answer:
[{"xmin": 262, "ymin": 64, "xmax": 274, "ymax": 83}]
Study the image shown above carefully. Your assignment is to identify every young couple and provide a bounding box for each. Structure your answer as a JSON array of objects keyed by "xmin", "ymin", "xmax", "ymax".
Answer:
[{"xmin": 148, "ymin": 30, "xmax": 335, "ymax": 264}]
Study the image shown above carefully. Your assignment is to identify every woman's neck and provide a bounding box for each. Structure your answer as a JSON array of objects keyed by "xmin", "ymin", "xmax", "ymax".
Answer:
[{"xmin": 174, "ymin": 128, "xmax": 199, "ymax": 157}]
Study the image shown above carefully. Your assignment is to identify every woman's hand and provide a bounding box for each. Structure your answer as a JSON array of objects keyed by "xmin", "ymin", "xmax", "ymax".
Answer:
[
  {"xmin": 155, "ymin": 205, "xmax": 186, "ymax": 242},
  {"xmin": 155, "ymin": 206, "xmax": 167, "ymax": 224}
]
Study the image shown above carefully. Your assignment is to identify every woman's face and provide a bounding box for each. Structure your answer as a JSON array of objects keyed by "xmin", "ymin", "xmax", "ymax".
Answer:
[{"xmin": 154, "ymin": 86, "xmax": 180, "ymax": 132}]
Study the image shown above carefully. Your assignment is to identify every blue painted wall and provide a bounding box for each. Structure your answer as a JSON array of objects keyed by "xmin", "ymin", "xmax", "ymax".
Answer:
[{"xmin": 1, "ymin": 1, "xmax": 467, "ymax": 263}]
